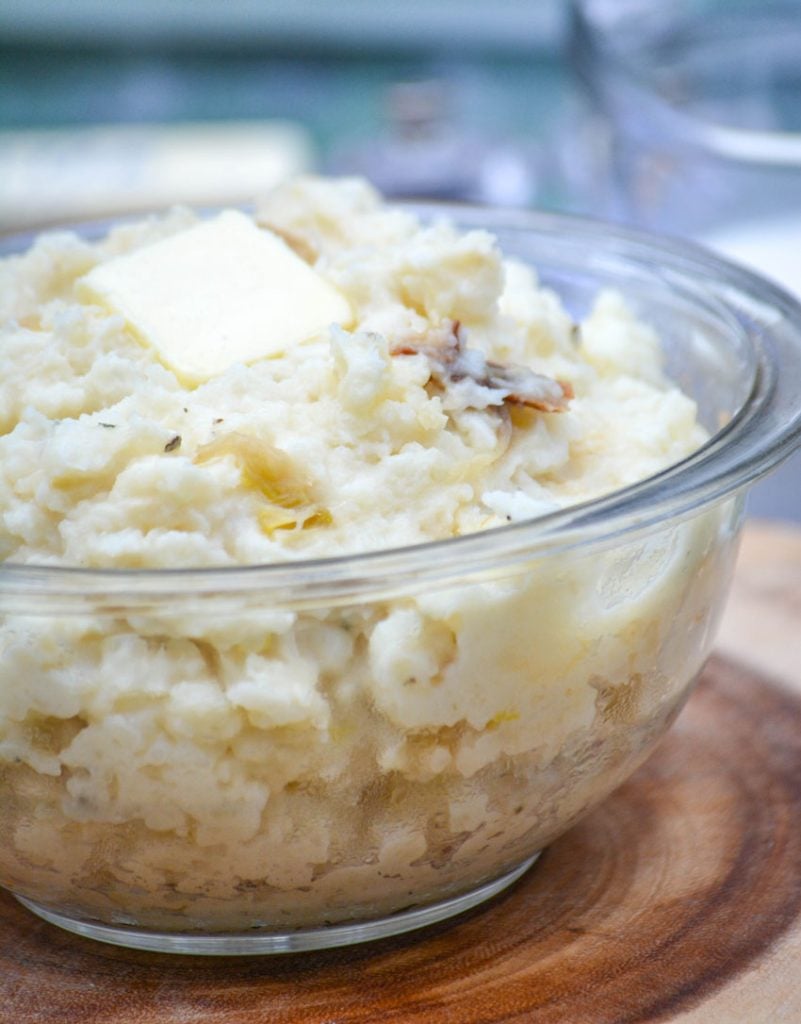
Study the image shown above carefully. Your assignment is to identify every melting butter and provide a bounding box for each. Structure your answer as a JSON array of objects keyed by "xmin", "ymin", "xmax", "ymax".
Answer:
[{"xmin": 78, "ymin": 210, "xmax": 352, "ymax": 385}]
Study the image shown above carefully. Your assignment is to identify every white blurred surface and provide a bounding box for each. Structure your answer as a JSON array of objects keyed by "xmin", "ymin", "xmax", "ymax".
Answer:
[
  {"xmin": 0, "ymin": 122, "xmax": 312, "ymax": 231},
  {"xmin": 702, "ymin": 222, "xmax": 801, "ymax": 524},
  {"xmin": 703, "ymin": 218, "xmax": 801, "ymax": 299}
]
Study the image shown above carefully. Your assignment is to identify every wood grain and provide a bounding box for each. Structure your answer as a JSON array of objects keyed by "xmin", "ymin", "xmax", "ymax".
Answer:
[{"xmin": 4, "ymin": 652, "xmax": 801, "ymax": 1024}]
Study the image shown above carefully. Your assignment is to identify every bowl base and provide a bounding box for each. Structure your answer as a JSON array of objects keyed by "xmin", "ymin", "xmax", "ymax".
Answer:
[{"xmin": 13, "ymin": 853, "xmax": 540, "ymax": 955}]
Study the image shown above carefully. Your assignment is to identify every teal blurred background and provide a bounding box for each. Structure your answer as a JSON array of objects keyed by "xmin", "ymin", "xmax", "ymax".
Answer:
[{"xmin": 0, "ymin": 1, "xmax": 575, "ymax": 224}]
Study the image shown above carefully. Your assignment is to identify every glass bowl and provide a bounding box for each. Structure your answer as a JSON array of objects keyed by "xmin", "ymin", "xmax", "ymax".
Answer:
[{"xmin": 1, "ymin": 207, "xmax": 801, "ymax": 955}]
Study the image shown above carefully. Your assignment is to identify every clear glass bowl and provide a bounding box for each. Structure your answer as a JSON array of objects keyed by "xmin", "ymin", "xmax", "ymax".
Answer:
[{"xmin": 2, "ymin": 207, "xmax": 801, "ymax": 955}]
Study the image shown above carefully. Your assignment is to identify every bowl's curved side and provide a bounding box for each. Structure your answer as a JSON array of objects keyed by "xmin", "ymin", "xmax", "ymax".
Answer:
[{"xmin": 0, "ymin": 495, "xmax": 743, "ymax": 947}]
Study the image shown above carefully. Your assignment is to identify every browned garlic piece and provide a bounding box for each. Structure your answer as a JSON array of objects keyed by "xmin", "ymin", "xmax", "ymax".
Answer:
[{"xmin": 392, "ymin": 322, "xmax": 573, "ymax": 413}]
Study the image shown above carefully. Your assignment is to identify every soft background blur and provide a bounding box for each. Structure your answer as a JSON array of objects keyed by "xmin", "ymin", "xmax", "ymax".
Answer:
[{"xmin": 2, "ymin": 0, "xmax": 799, "ymax": 519}]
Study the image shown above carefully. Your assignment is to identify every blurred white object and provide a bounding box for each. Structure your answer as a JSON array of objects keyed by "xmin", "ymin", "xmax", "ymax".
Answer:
[
  {"xmin": 0, "ymin": 121, "xmax": 313, "ymax": 230},
  {"xmin": 701, "ymin": 215, "xmax": 801, "ymax": 521},
  {"xmin": 704, "ymin": 217, "xmax": 801, "ymax": 298}
]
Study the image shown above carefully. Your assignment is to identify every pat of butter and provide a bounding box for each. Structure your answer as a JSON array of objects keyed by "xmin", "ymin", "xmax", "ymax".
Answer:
[{"xmin": 78, "ymin": 210, "xmax": 352, "ymax": 384}]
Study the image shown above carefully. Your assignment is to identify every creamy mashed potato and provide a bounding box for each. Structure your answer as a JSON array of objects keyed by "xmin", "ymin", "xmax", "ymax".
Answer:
[
  {"xmin": 0, "ymin": 177, "xmax": 704, "ymax": 567},
  {"xmin": 0, "ymin": 179, "xmax": 735, "ymax": 932}
]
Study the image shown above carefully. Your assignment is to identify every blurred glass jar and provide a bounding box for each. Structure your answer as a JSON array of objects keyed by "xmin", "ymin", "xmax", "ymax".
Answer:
[
  {"xmin": 567, "ymin": 0, "xmax": 801, "ymax": 520},
  {"xmin": 569, "ymin": 0, "xmax": 801, "ymax": 291}
]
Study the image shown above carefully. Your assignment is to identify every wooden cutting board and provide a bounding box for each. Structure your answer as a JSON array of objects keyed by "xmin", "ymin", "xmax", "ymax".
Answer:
[{"xmin": 4, "ymin": 521, "xmax": 801, "ymax": 1024}]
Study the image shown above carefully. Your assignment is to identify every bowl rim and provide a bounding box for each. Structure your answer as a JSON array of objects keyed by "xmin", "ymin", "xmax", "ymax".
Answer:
[{"xmin": 2, "ymin": 202, "xmax": 801, "ymax": 606}]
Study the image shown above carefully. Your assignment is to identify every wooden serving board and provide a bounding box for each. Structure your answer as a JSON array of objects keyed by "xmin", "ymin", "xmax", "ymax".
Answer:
[{"xmin": 4, "ymin": 521, "xmax": 801, "ymax": 1024}]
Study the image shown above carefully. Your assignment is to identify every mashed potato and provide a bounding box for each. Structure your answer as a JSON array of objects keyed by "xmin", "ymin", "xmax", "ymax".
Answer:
[
  {"xmin": 0, "ymin": 177, "xmax": 704, "ymax": 567},
  {"xmin": 0, "ymin": 179, "xmax": 735, "ymax": 934}
]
